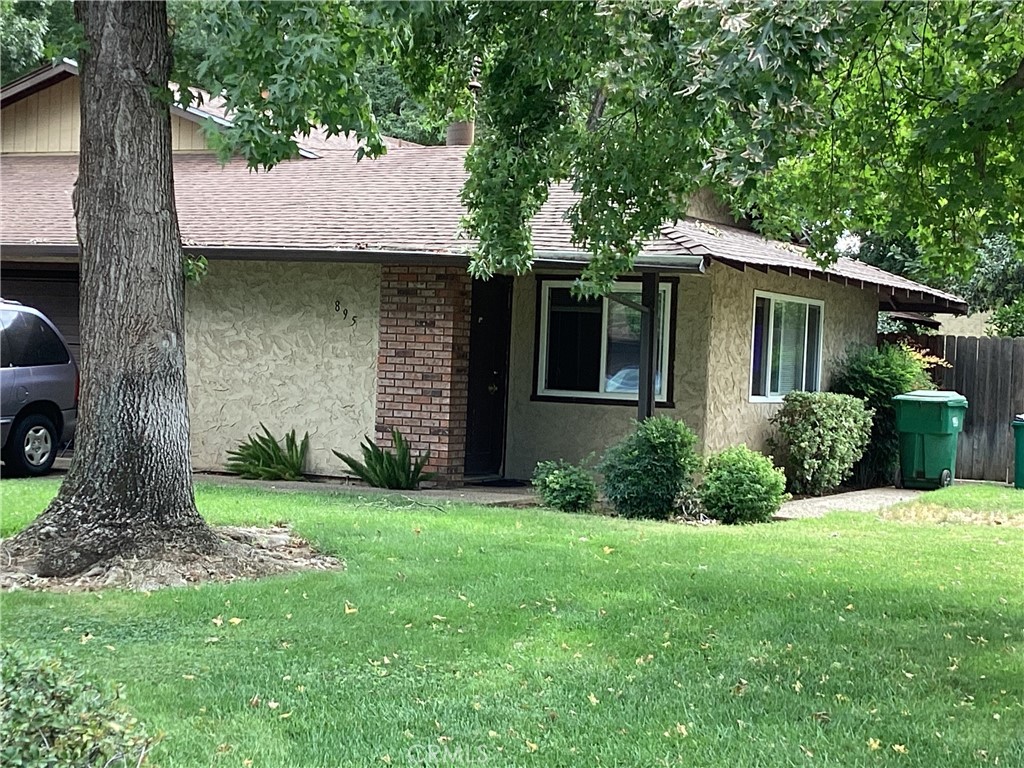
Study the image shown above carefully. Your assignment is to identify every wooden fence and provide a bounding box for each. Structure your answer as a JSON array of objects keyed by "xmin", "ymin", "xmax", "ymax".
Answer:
[{"xmin": 933, "ymin": 336, "xmax": 1024, "ymax": 482}]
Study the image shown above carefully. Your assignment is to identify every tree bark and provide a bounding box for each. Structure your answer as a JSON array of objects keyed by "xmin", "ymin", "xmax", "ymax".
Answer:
[{"xmin": 6, "ymin": 1, "xmax": 217, "ymax": 576}]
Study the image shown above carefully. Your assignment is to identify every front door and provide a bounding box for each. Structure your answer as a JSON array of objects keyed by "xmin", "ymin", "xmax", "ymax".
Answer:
[{"xmin": 465, "ymin": 276, "xmax": 513, "ymax": 477}]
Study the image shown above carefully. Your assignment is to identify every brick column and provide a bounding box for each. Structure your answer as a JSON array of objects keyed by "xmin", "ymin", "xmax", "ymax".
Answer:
[{"xmin": 376, "ymin": 265, "xmax": 471, "ymax": 486}]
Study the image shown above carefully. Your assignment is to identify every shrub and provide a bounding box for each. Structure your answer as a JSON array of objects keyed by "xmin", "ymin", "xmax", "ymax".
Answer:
[
  {"xmin": 987, "ymin": 296, "xmax": 1024, "ymax": 337},
  {"xmin": 598, "ymin": 416, "xmax": 701, "ymax": 519},
  {"xmin": 532, "ymin": 459, "xmax": 597, "ymax": 513},
  {"xmin": 700, "ymin": 446, "xmax": 787, "ymax": 524},
  {"xmin": 769, "ymin": 391, "xmax": 874, "ymax": 496},
  {"xmin": 334, "ymin": 429, "xmax": 435, "ymax": 490},
  {"xmin": 0, "ymin": 646, "xmax": 156, "ymax": 767},
  {"xmin": 225, "ymin": 424, "xmax": 309, "ymax": 480},
  {"xmin": 830, "ymin": 342, "xmax": 937, "ymax": 487}
]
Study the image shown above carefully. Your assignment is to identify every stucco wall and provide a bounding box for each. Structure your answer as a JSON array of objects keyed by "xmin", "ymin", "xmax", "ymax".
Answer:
[
  {"xmin": 503, "ymin": 273, "xmax": 711, "ymax": 479},
  {"xmin": 1, "ymin": 76, "xmax": 211, "ymax": 154},
  {"xmin": 185, "ymin": 260, "xmax": 380, "ymax": 475},
  {"xmin": 703, "ymin": 263, "xmax": 878, "ymax": 453}
]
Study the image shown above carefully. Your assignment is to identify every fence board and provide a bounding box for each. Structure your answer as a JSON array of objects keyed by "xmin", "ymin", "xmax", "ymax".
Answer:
[
  {"xmin": 972, "ymin": 337, "xmax": 993, "ymax": 480},
  {"xmin": 953, "ymin": 336, "xmax": 978, "ymax": 476}
]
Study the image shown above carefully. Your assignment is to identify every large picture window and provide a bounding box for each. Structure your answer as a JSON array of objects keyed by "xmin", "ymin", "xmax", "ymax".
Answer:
[
  {"xmin": 750, "ymin": 292, "xmax": 823, "ymax": 399},
  {"xmin": 537, "ymin": 280, "xmax": 672, "ymax": 402}
]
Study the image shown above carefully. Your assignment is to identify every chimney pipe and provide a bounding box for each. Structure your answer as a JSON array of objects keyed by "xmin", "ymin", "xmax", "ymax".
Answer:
[{"xmin": 445, "ymin": 120, "xmax": 475, "ymax": 146}]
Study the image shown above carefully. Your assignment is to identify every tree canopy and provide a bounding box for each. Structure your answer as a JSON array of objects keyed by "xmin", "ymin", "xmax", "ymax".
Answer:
[
  {"xmin": 6, "ymin": 1, "xmax": 1020, "ymax": 292},
  {"xmin": 182, "ymin": 0, "xmax": 1023, "ymax": 293}
]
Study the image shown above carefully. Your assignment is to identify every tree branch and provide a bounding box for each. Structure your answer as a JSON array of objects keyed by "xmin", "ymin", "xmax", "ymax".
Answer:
[
  {"xmin": 998, "ymin": 55, "xmax": 1024, "ymax": 93},
  {"xmin": 586, "ymin": 86, "xmax": 607, "ymax": 131}
]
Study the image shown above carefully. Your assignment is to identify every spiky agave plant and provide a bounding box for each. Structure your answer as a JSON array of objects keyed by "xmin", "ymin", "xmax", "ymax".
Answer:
[
  {"xmin": 333, "ymin": 429, "xmax": 435, "ymax": 489},
  {"xmin": 225, "ymin": 424, "xmax": 309, "ymax": 481}
]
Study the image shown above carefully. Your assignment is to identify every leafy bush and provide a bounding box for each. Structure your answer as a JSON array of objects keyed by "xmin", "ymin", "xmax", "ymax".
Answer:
[
  {"xmin": 700, "ymin": 446, "xmax": 787, "ymax": 525},
  {"xmin": 0, "ymin": 646, "xmax": 156, "ymax": 767},
  {"xmin": 598, "ymin": 416, "xmax": 701, "ymax": 519},
  {"xmin": 225, "ymin": 424, "xmax": 309, "ymax": 480},
  {"xmin": 830, "ymin": 342, "xmax": 938, "ymax": 487},
  {"xmin": 769, "ymin": 391, "xmax": 874, "ymax": 496},
  {"xmin": 532, "ymin": 459, "xmax": 597, "ymax": 514},
  {"xmin": 987, "ymin": 296, "xmax": 1024, "ymax": 337},
  {"xmin": 334, "ymin": 429, "xmax": 435, "ymax": 489}
]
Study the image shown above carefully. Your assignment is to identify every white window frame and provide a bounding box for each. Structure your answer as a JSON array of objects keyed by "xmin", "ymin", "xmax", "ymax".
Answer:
[
  {"xmin": 537, "ymin": 279, "xmax": 673, "ymax": 402},
  {"xmin": 749, "ymin": 290, "xmax": 824, "ymax": 403}
]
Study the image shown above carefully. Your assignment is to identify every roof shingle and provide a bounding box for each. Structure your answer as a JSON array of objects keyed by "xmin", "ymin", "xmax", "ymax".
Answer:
[{"xmin": 0, "ymin": 149, "xmax": 965, "ymax": 311}]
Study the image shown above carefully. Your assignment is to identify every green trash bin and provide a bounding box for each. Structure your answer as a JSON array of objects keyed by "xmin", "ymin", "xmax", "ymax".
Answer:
[
  {"xmin": 1013, "ymin": 416, "xmax": 1024, "ymax": 490},
  {"xmin": 892, "ymin": 390, "xmax": 969, "ymax": 489}
]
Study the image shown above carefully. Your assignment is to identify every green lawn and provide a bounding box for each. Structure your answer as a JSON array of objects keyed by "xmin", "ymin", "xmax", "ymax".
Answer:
[{"xmin": 2, "ymin": 479, "xmax": 1022, "ymax": 767}]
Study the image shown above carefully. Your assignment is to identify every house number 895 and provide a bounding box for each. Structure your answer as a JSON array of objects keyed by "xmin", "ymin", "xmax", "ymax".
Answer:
[{"xmin": 334, "ymin": 302, "xmax": 357, "ymax": 326}]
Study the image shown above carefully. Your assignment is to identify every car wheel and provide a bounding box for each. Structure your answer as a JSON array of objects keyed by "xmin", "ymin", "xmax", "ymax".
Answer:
[{"xmin": 3, "ymin": 414, "xmax": 58, "ymax": 477}]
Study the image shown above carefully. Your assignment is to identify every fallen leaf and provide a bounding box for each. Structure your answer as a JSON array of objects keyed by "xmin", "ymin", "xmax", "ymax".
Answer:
[
  {"xmin": 587, "ymin": 693, "xmax": 599, "ymax": 706},
  {"xmin": 182, "ymin": 674, "xmax": 196, "ymax": 681},
  {"xmin": 279, "ymin": 711, "xmax": 291, "ymax": 719},
  {"xmin": 892, "ymin": 744, "xmax": 908, "ymax": 755},
  {"xmin": 345, "ymin": 602, "xmax": 358, "ymax": 615},
  {"xmin": 799, "ymin": 745, "xmax": 814, "ymax": 757},
  {"xmin": 267, "ymin": 700, "xmax": 279, "ymax": 710},
  {"xmin": 867, "ymin": 738, "xmax": 881, "ymax": 751},
  {"xmin": 603, "ymin": 546, "xmax": 615, "ymax": 555},
  {"xmin": 228, "ymin": 617, "xmax": 243, "ymax": 626},
  {"xmin": 211, "ymin": 616, "xmax": 223, "ymax": 627},
  {"xmin": 525, "ymin": 740, "xmax": 538, "ymax": 753},
  {"xmin": 249, "ymin": 694, "xmax": 260, "ymax": 708},
  {"xmin": 80, "ymin": 633, "xmax": 92, "ymax": 644}
]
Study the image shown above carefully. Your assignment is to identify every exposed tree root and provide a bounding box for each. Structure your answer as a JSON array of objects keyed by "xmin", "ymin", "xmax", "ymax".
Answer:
[{"xmin": 0, "ymin": 526, "xmax": 343, "ymax": 592}]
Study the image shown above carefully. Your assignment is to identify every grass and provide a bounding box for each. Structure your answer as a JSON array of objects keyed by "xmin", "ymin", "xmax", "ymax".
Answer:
[
  {"xmin": 883, "ymin": 482, "xmax": 1024, "ymax": 527},
  {"xmin": 1, "ymin": 478, "xmax": 1022, "ymax": 767}
]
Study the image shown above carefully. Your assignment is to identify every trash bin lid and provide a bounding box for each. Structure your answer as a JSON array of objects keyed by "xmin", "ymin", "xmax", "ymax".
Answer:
[{"xmin": 892, "ymin": 390, "xmax": 968, "ymax": 406}]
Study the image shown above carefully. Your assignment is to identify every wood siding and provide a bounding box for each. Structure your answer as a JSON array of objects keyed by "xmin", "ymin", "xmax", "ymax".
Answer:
[{"xmin": 2, "ymin": 76, "xmax": 211, "ymax": 154}]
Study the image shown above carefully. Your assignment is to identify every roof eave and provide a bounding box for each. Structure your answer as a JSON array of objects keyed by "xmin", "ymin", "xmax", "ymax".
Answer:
[{"xmin": 0, "ymin": 58, "xmax": 79, "ymax": 106}]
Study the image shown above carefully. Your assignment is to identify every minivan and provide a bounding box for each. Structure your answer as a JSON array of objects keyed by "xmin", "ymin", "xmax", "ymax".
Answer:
[{"xmin": 0, "ymin": 299, "xmax": 78, "ymax": 476}]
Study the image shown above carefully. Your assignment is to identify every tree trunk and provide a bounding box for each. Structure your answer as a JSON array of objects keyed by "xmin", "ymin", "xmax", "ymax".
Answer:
[{"xmin": 7, "ymin": 0, "xmax": 217, "ymax": 576}]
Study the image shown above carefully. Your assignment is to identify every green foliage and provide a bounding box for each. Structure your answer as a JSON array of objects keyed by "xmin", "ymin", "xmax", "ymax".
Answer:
[
  {"xmin": 754, "ymin": 2, "xmax": 1024, "ymax": 271},
  {"xmin": 954, "ymin": 234, "xmax": 1024, "ymax": 312},
  {"xmin": 598, "ymin": 416, "xmax": 701, "ymax": 519},
  {"xmin": 532, "ymin": 459, "xmax": 597, "ymax": 514},
  {"xmin": 700, "ymin": 445, "xmax": 788, "ymax": 525},
  {"xmin": 182, "ymin": 254, "xmax": 208, "ymax": 283},
  {"xmin": 831, "ymin": 343, "xmax": 937, "ymax": 487},
  {"xmin": 769, "ymin": 391, "xmax": 874, "ymax": 496},
  {"xmin": 0, "ymin": 645, "xmax": 155, "ymax": 767},
  {"xmin": 225, "ymin": 424, "xmax": 309, "ymax": 481},
  {"xmin": 987, "ymin": 296, "xmax": 1024, "ymax": 338},
  {"xmin": 334, "ymin": 429, "xmax": 435, "ymax": 490}
]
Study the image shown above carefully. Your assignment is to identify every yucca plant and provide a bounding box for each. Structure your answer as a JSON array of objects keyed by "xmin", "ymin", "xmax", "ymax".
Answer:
[
  {"xmin": 225, "ymin": 424, "xmax": 309, "ymax": 481},
  {"xmin": 334, "ymin": 429, "xmax": 435, "ymax": 489}
]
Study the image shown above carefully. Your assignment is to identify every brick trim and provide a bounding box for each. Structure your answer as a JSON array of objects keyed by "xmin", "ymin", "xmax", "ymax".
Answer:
[{"xmin": 376, "ymin": 266, "xmax": 471, "ymax": 486}]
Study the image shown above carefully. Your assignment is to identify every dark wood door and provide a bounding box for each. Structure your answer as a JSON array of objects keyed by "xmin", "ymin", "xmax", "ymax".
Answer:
[{"xmin": 465, "ymin": 277, "xmax": 513, "ymax": 477}]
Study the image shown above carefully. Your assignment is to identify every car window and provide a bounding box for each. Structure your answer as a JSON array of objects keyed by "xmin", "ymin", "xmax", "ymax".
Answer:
[{"xmin": 0, "ymin": 309, "xmax": 70, "ymax": 367}]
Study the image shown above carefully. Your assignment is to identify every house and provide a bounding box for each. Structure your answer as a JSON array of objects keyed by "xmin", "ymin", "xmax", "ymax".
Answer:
[{"xmin": 0, "ymin": 62, "xmax": 967, "ymax": 485}]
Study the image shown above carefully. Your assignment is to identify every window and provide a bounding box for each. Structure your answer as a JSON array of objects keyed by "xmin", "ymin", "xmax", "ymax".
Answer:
[
  {"xmin": 0, "ymin": 309, "xmax": 70, "ymax": 368},
  {"xmin": 537, "ymin": 280, "xmax": 672, "ymax": 402},
  {"xmin": 750, "ymin": 292, "xmax": 822, "ymax": 399}
]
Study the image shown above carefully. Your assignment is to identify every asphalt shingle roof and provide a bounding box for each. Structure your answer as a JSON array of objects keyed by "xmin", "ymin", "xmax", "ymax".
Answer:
[{"xmin": 0, "ymin": 149, "xmax": 965, "ymax": 311}]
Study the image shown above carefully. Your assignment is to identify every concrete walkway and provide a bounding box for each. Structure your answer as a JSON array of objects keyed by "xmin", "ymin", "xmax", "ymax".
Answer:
[
  {"xmin": 56, "ymin": 459, "xmax": 922, "ymax": 516},
  {"xmin": 776, "ymin": 487, "xmax": 922, "ymax": 520},
  {"xmin": 194, "ymin": 472, "xmax": 921, "ymax": 517}
]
